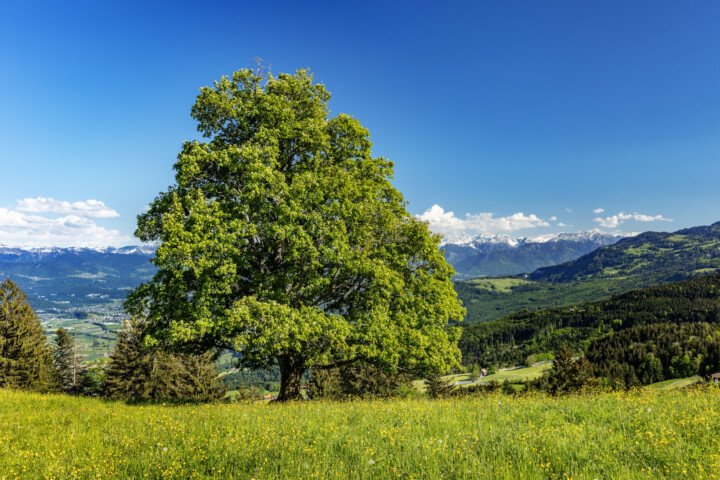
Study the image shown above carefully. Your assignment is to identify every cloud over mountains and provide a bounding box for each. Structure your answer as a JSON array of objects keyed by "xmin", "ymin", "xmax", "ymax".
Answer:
[
  {"xmin": 0, "ymin": 197, "xmax": 131, "ymax": 247},
  {"xmin": 416, "ymin": 204, "xmax": 551, "ymax": 235}
]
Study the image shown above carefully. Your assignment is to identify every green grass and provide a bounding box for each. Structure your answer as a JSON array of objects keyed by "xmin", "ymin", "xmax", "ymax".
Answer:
[
  {"xmin": 646, "ymin": 376, "xmax": 702, "ymax": 390},
  {"xmin": 446, "ymin": 364, "xmax": 553, "ymax": 386},
  {"xmin": 466, "ymin": 277, "xmax": 533, "ymax": 293},
  {"xmin": 480, "ymin": 364, "xmax": 553, "ymax": 384},
  {"xmin": 2, "ymin": 387, "xmax": 719, "ymax": 479}
]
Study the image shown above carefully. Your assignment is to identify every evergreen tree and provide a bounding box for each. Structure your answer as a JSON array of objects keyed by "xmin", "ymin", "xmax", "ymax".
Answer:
[
  {"xmin": 547, "ymin": 345, "xmax": 598, "ymax": 395},
  {"xmin": 309, "ymin": 362, "xmax": 412, "ymax": 400},
  {"xmin": 52, "ymin": 328, "xmax": 88, "ymax": 395},
  {"xmin": 424, "ymin": 370, "xmax": 455, "ymax": 398},
  {"xmin": 105, "ymin": 319, "xmax": 146, "ymax": 399},
  {"xmin": 105, "ymin": 319, "xmax": 226, "ymax": 401},
  {"xmin": 0, "ymin": 279, "xmax": 55, "ymax": 391}
]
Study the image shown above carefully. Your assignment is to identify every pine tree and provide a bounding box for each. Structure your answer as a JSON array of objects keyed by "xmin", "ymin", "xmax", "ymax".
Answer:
[
  {"xmin": 547, "ymin": 345, "xmax": 599, "ymax": 395},
  {"xmin": 105, "ymin": 319, "xmax": 146, "ymax": 399},
  {"xmin": 105, "ymin": 319, "xmax": 226, "ymax": 401},
  {"xmin": 424, "ymin": 370, "xmax": 455, "ymax": 398},
  {"xmin": 309, "ymin": 362, "xmax": 412, "ymax": 400},
  {"xmin": 52, "ymin": 328, "xmax": 88, "ymax": 395},
  {"xmin": 0, "ymin": 279, "xmax": 55, "ymax": 391}
]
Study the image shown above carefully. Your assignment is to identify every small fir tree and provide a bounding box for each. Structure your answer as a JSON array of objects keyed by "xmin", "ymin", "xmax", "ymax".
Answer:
[
  {"xmin": 0, "ymin": 279, "xmax": 55, "ymax": 391},
  {"xmin": 105, "ymin": 319, "xmax": 226, "ymax": 402},
  {"xmin": 424, "ymin": 370, "xmax": 455, "ymax": 398},
  {"xmin": 53, "ymin": 328, "xmax": 89, "ymax": 395},
  {"xmin": 310, "ymin": 362, "xmax": 412, "ymax": 400},
  {"xmin": 547, "ymin": 345, "xmax": 599, "ymax": 395}
]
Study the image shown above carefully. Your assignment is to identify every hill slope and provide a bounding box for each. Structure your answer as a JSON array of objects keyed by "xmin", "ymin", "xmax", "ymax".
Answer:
[
  {"xmin": 459, "ymin": 273, "xmax": 720, "ymax": 367},
  {"xmin": 530, "ymin": 222, "xmax": 720, "ymax": 283},
  {"xmin": 456, "ymin": 221, "xmax": 720, "ymax": 323},
  {"xmin": 0, "ymin": 246, "xmax": 156, "ymax": 310}
]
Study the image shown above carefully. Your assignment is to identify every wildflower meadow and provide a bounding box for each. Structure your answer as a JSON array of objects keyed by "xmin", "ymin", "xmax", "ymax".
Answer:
[{"xmin": 1, "ymin": 387, "xmax": 718, "ymax": 479}]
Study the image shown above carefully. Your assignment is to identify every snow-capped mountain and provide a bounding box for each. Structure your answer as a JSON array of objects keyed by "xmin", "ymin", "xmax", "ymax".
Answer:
[
  {"xmin": 442, "ymin": 231, "xmax": 634, "ymax": 279},
  {"xmin": 0, "ymin": 245, "xmax": 157, "ymax": 256}
]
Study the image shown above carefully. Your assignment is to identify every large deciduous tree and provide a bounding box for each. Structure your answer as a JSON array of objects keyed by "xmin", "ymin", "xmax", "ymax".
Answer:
[
  {"xmin": 126, "ymin": 66, "xmax": 465, "ymax": 401},
  {"xmin": 0, "ymin": 278, "xmax": 55, "ymax": 391}
]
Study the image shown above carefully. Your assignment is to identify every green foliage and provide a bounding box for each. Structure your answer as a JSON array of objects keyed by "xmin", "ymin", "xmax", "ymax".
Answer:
[
  {"xmin": 0, "ymin": 279, "xmax": 55, "ymax": 391},
  {"xmin": 424, "ymin": 371, "xmax": 455, "ymax": 398},
  {"xmin": 546, "ymin": 346, "xmax": 598, "ymax": 396},
  {"xmin": 105, "ymin": 319, "xmax": 226, "ymax": 402},
  {"xmin": 587, "ymin": 322, "xmax": 720, "ymax": 387},
  {"xmin": 309, "ymin": 362, "xmax": 412, "ymax": 400},
  {"xmin": 469, "ymin": 363, "xmax": 482, "ymax": 382},
  {"xmin": 126, "ymin": 65, "xmax": 464, "ymax": 401},
  {"xmin": 52, "ymin": 328, "xmax": 89, "ymax": 395},
  {"xmin": 84, "ymin": 357, "xmax": 109, "ymax": 396},
  {"xmin": 525, "ymin": 352, "xmax": 554, "ymax": 367},
  {"xmin": 456, "ymin": 222, "xmax": 720, "ymax": 324},
  {"xmin": 460, "ymin": 273, "xmax": 720, "ymax": 367}
]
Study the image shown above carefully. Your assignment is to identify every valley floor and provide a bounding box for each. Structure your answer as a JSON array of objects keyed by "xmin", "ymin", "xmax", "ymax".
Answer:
[{"xmin": 1, "ymin": 388, "xmax": 719, "ymax": 479}]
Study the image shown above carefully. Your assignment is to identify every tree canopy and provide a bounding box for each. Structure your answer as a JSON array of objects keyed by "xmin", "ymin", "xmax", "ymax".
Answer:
[{"xmin": 126, "ymin": 65, "xmax": 464, "ymax": 400}]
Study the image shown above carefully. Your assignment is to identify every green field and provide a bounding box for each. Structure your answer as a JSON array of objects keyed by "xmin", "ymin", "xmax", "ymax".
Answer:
[
  {"xmin": 447, "ymin": 364, "xmax": 553, "ymax": 386},
  {"xmin": 480, "ymin": 364, "xmax": 553, "ymax": 383},
  {"xmin": 647, "ymin": 376, "xmax": 702, "ymax": 390},
  {"xmin": 2, "ymin": 387, "xmax": 719, "ymax": 479}
]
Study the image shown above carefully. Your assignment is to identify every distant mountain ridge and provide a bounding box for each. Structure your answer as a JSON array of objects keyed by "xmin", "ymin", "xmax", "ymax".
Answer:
[
  {"xmin": 0, "ymin": 245, "xmax": 157, "ymax": 256},
  {"xmin": 530, "ymin": 221, "xmax": 720, "ymax": 283},
  {"xmin": 442, "ymin": 231, "xmax": 630, "ymax": 279},
  {"xmin": 0, "ymin": 245, "xmax": 157, "ymax": 311},
  {"xmin": 455, "ymin": 221, "xmax": 720, "ymax": 324}
]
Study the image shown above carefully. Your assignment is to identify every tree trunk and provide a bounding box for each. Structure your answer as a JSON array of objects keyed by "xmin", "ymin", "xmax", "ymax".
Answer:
[{"xmin": 277, "ymin": 354, "xmax": 304, "ymax": 402}]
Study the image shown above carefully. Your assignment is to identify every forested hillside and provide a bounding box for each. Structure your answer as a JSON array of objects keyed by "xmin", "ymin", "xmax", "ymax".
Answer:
[
  {"xmin": 456, "ymin": 221, "xmax": 720, "ymax": 323},
  {"xmin": 459, "ymin": 273, "xmax": 720, "ymax": 367},
  {"xmin": 587, "ymin": 322, "xmax": 720, "ymax": 387},
  {"xmin": 530, "ymin": 222, "xmax": 720, "ymax": 283}
]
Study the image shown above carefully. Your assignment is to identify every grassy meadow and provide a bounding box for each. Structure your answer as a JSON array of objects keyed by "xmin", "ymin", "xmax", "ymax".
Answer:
[{"xmin": 2, "ymin": 387, "xmax": 719, "ymax": 479}]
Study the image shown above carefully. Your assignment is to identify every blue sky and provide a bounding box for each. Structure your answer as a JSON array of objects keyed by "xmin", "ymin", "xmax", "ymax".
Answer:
[{"xmin": 1, "ymin": 1, "xmax": 719, "ymax": 246}]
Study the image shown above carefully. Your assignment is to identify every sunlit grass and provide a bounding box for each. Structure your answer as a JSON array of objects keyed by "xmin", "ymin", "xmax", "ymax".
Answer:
[
  {"xmin": 646, "ymin": 376, "xmax": 702, "ymax": 390},
  {"xmin": 1, "ymin": 387, "xmax": 718, "ymax": 479}
]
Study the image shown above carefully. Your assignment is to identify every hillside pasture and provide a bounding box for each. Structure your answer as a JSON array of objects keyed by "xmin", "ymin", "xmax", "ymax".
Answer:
[{"xmin": 1, "ymin": 387, "xmax": 719, "ymax": 479}]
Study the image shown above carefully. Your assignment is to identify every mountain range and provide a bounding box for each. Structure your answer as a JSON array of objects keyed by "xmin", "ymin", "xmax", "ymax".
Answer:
[
  {"xmin": 0, "ymin": 245, "xmax": 157, "ymax": 311},
  {"xmin": 442, "ymin": 231, "xmax": 630, "ymax": 279},
  {"xmin": 456, "ymin": 221, "xmax": 720, "ymax": 324}
]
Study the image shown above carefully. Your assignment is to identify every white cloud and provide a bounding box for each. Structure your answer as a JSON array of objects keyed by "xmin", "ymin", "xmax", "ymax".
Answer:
[
  {"xmin": 0, "ymin": 199, "xmax": 131, "ymax": 247},
  {"xmin": 593, "ymin": 212, "xmax": 673, "ymax": 229},
  {"xmin": 565, "ymin": 208, "xmax": 573, "ymax": 213},
  {"xmin": 549, "ymin": 216, "xmax": 558, "ymax": 221},
  {"xmin": 416, "ymin": 204, "xmax": 550, "ymax": 235},
  {"xmin": 557, "ymin": 222, "xmax": 567, "ymax": 227},
  {"xmin": 16, "ymin": 197, "xmax": 119, "ymax": 218},
  {"xmin": 593, "ymin": 208, "xmax": 605, "ymax": 214}
]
